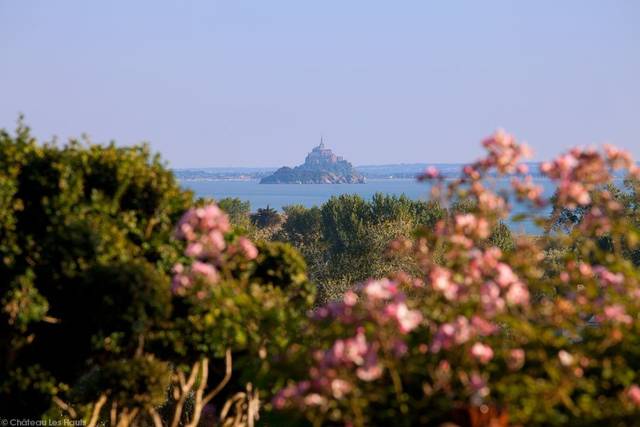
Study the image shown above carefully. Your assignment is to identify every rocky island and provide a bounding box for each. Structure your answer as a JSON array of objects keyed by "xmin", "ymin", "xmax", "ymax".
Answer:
[{"xmin": 260, "ymin": 140, "xmax": 365, "ymax": 184}]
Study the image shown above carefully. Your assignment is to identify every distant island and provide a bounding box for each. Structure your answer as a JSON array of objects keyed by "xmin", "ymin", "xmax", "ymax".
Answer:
[{"xmin": 260, "ymin": 140, "xmax": 365, "ymax": 184}]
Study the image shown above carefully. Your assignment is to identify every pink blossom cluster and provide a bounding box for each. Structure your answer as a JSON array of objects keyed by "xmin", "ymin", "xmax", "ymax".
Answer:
[
  {"xmin": 314, "ymin": 279, "xmax": 422, "ymax": 334},
  {"xmin": 172, "ymin": 204, "xmax": 258, "ymax": 296},
  {"xmin": 479, "ymin": 130, "xmax": 532, "ymax": 175},
  {"xmin": 320, "ymin": 328, "xmax": 383, "ymax": 381},
  {"xmin": 601, "ymin": 304, "xmax": 632, "ymax": 325},
  {"xmin": 429, "ymin": 315, "xmax": 499, "ymax": 358},
  {"xmin": 421, "ymin": 131, "xmax": 534, "ymax": 223},
  {"xmin": 272, "ymin": 328, "xmax": 382, "ymax": 410},
  {"xmin": 275, "ymin": 279, "xmax": 422, "ymax": 410},
  {"xmin": 454, "ymin": 214, "xmax": 491, "ymax": 241},
  {"xmin": 418, "ymin": 165, "xmax": 440, "ymax": 181},
  {"xmin": 593, "ymin": 265, "xmax": 625, "ymax": 288},
  {"xmin": 628, "ymin": 385, "xmax": 640, "ymax": 406},
  {"xmin": 275, "ymin": 134, "xmax": 640, "ymax": 423},
  {"xmin": 538, "ymin": 146, "xmax": 635, "ymax": 209},
  {"xmin": 176, "ymin": 205, "xmax": 231, "ymax": 257},
  {"xmin": 511, "ymin": 175, "xmax": 545, "ymax": 206},
  {"xmin": 428, "ymin": 247, "xmax": 529, "ymax": 312}
]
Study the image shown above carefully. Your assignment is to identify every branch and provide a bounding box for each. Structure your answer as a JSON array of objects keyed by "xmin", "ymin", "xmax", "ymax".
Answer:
[
  {"xmin": 110, "ymin": 401, "xmax": 117, "ymax": 426},
  {"xmin": 87, "ymin": 394, "xmax": 108, "ymax": 427},
  {"xmin": 170, "ymin": 360, "xmax": 202, "ymax": 427},
  {"xmin": 203, "ymin": 348, "xmax": 233, "ymax": 405},
  {"xmin": 220, "ymin": 392, "xmax": 245, "ymax": 421},
  {"xmin": 52, "ymin": 396, "xmax": 77, "ymax": 419},
  {"xmin": 148, "ymin": 408, "xmax": 164, "ymax": 427},
  {"xmin": 184, "ymin": 358, "xmax": 210, "ymax": 427}
]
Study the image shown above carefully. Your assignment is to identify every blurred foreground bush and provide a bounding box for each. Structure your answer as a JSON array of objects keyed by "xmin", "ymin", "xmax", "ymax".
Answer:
[
  {"xmin": 0, "ymin": 121, "xmax": 314, "ymax": 426},
  {"xmin": 273, "ymin": 132, "xmax": 640, "ymax": 426}
]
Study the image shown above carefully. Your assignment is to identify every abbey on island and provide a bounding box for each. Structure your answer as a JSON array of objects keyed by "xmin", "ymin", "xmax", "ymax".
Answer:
[{"xmin": 260, "ymin": 139, "xmax": 365, "ymax": 184}]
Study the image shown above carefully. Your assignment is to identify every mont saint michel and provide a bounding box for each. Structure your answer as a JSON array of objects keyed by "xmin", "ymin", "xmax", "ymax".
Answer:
[{"xmin": 260, "ymin": 140, "xmax": 365, "ymax": 184}]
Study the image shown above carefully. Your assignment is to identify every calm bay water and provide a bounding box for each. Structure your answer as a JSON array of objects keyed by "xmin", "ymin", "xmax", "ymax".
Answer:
[
  {"xmin": 184, "ymin": 179, "xmax": 431, "ymax": 210},
  {"xmin": 181, "ymin": 178, "xmax": 564, "ymax": 234}
]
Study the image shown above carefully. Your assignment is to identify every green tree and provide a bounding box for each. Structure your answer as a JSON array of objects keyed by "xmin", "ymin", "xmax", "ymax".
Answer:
[
  {"xmin": 0, "ymin": 120, "xmax": 192, "ymax": 417},
  {"xmin": 0, "ymin": 121, "xmax": 315, "ymax": 425},
  {"xmin": 250, "ymin": 205, "xmax": 281, "ymax": 229},
  {"xmin": 217, "ymin": 197, "xmax": 251, "ymax": 230},
  {"xmin": 276, "ymin": 194, "xmax": 445, "ymax": 303}
]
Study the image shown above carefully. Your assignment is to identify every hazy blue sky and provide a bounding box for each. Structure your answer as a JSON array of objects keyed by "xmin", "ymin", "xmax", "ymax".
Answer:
[{"xmin": 1, "ymin": 1, "xmax": 639, "ymax": 168}]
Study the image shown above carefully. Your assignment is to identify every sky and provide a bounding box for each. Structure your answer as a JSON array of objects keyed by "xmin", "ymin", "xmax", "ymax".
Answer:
[{"xmin": 1, "ymin": 1, "xmax": 639, "ymax": 168}]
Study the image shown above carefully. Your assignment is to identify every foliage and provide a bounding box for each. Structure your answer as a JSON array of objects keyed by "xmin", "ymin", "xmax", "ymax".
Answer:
[
  {"xmin": 251, "ymin": 205, "xmax": 282, "ymax": 229},
  {"xmin": 277, "ymin": 194, "xmax": 445, "ymax": 303},
  {"xmin": 0, "ymin": 122, "xmax": 315, "ymax": 426},
  {"xmin": 0, "ymin": 119, "xmax": 192, "ymax": 417},
  {"xmin": 218, "ymin": 197, "xmax": 252, "ymax": 230}
]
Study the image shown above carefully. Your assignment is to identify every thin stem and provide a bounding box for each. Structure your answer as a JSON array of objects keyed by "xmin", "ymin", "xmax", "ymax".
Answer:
[{"xmin": 87, "ymin": 394, "xmax": 107, "ymax": 427}]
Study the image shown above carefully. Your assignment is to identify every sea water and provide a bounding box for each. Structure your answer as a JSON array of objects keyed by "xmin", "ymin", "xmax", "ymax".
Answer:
[{"xmin": 181, "ymin": 178, "xmax": 567, "ymax": 234}]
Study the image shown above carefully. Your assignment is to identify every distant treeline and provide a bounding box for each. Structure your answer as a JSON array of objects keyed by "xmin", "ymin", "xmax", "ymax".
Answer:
[
  {"xmin": 174, "ymin": 162, "xmax": 570, "ymax": 181},
  {"xmin": 219, "ymin": 194, "xmax": 515, "ymax": 303}
]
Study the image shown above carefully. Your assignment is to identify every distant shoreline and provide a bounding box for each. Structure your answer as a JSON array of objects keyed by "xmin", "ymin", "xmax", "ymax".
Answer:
[{"xmin": 174, "ymin": 162, "xmax": 636, "ymax": 183}]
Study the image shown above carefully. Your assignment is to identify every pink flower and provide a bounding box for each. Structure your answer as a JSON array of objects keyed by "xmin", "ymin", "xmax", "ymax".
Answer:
[
  {"xmin": 593, "ymin": 266, "xmax": 624, "ymax": 287},
  {"xmin": 495, "ymin": 263, "xmax": 518, "ymax": 288},
  {"xmin": 603, "ymin": 304, "xmax": 632, "ymax": 325},
  {"xmin": 507, "ymin": 348, "xmax": 525, "ymax": 371},
  {"xmin": 198, "ymin": 205, "xmax": 231, "ymax": 233},
  {"xmin": 385, "ymin": 302, "xmax": 422, "ymax": 333},
  {"xmin": 326, "ymin": 329, "xmax": 370, "ymax": 366},
  {"xmin": 506, "ymin": 281, "xmax": 530, "ymax": 306},
  {"xmin": 578, "ymin": 262, "xmax": 593, "ymax": 277},
  {"xmin": 237, "ymin": 236, "xmax": 258, "ymax": 260},
  {"xmin": 171, "ymin": 273, "xmax": 192, "ymax": 294},
  {"xmin": 178, "ymin": 222, "xmax": 196, "ymax": 241},
  {"xmin": 455, "ymin": 214, "xmax": 490, "ymax": 239},
  {"xmin": 185, "ymin": 242, "xmax": 204, "ymax": 257},
  {"xmin": 558, "ymin": 350, "xmax": 574, "ymax": 366},
  {"xmin": 627, "ymin": 385, "xmax": 640, "ymax": 406},
  {"xmin": 471, "ymin": 315, "xmax": 498, "ymax": 336},
  {"xmin": 541, "ymin": 148, "xmax": 612, "ymax": 208},
  {"xmin": 480, "ymin": 130, "xmax": 529, "ymax": 174},
  {"xmin": 477, "ymin": 190, "xmax": 507, "ymax": 216},
  {"xmin": 207, "ymin": 230, "xmax": 226, "ymax": 253},
  {"xmin": 356, "ymin": 361, "xmax": 383, "ymax": 381},
  {"xmin": 176, "ymin": 204, "xmax": 231, "ymax": 243},
  {"xmin": 540, "ymin": 162, "xmax": 552, "ymax": 174},
  {"xmin": 343, "ymin": 290, "xmax": 358, "ymax": 306},
  {"xmin": 363, "ymin": 279, "xmax": 397, "ymax": 300},
  {"xmin": 430, "ymin": 267, "xmax": 458, "ymax": 300},
  {"xmin": 391, "ymin": 339, "xmax": 408, "ymax": 356},
  {"xmin": 330, "ymin": 379, "xmax": 352, "ymax": 399},
  {"xmin": 469, "ymin": 372, "xmax": 490, "ymax": 404},
  {"xmin": 566, "ymin": 181, "xmax": 591, "ymax": 206},
  {"xmin": 604, "ymin": 144, "xmax": 634, "ymax": 170},
  {"xmin": 463, "ymin": 165, "xmax": 481, "ymax": 180},
  {"xmin": 431, "ymin": 316, "xmax": 472, "ymax": 353},
  {"xmin": 511, "ymin": 175, "xmax": 543, "ymax": 204},
  {"xmin": 470, "ymin": 342, "xmax": 494, "ymax": 364},
  {"xmin": 480, "ymin": 281, "xmax": 505, "ymax": 315},
  {"xmin": 419, "ymin": 166, "xmax": 439, "ymax": 180},
  {"xmin": 303, "ymin": 393, "xmax": 327, "ymax": 407},
  {"xmin": 191, "ymin": 261, "xmax": 219, "ymax": 284}
]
